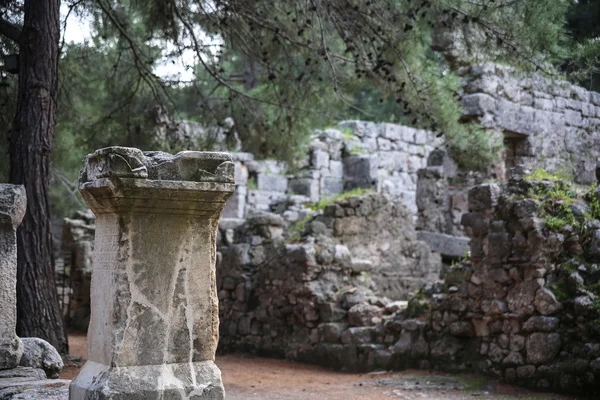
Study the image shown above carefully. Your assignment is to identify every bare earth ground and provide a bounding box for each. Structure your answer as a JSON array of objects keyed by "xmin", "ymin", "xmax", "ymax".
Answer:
[{"xmin": 63, "ymin": 333, "xmax": 577, "ymax": 400}]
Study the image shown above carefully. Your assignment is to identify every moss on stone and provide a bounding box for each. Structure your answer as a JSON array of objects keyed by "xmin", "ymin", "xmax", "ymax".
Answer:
[{"xmin": 311, "ymin": 188, "xmax": 375, "ymax": 211}]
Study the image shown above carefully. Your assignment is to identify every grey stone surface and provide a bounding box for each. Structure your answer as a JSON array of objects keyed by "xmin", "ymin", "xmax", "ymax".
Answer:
[
  {"xmin": 0, "ymin": 367, "xmax": 67, "ymax": 400},
  {"xmin": 526, "ymin": 333, "xmax": 561, "ymax": 365},
  {"xmin": 416, "ymin": 231, "xmax": 470, "ymax": 258},
  {"xmin": 0, "ymin": 378, "xmax": 69, "ymax": 400},
  {"xmin": 71, "ymin": 147, "xmax": 234, "ymax": 399},
  {"xmin": 0, "ymin": 184, "xmax": 27, "ymax": 370},
  {"xmin": 19, "ymin": 338, "xmax": 63, "ymax": 379},
  {"xmin": 462, "ymin": 63, "xmax": 600, "ymax": 185}
]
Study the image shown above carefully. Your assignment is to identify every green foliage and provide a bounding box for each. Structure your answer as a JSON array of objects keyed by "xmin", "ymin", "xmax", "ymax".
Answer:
[
  {"xmin": 247, "ymin": 177, "xmax": 258, "ymax": 191},
  {"xmin": 286, "ymin": 213, "xmax": 313, "ymax": 243},
  {"xmin": 311, "ymin": 188, "xmax": 374, "ymax": 211},
  {"xmin": 450, "ymin": 250, "xmax": 471, "ymax": 268},
  {"xmin": 545, "ymin": 214, "xmax": 573, "ymax": 231},
  {"xmin": 525, "ymin": 167, "xmax": 573, "ymax": 183},
  {"xmin": 588, "ymin": 184, "xmax": 600, "ymax": 220}
]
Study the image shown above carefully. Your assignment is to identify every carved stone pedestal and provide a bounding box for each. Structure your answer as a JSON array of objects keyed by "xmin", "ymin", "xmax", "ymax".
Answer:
[{"xmin": 69, "ymin": 147, "xmax": 234, "ymax": 399}]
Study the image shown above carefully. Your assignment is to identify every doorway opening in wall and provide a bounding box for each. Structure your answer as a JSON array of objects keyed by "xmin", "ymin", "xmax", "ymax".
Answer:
[{"xmin": 503, "ymin": 132, "xmax": 529, "ymax": 179}]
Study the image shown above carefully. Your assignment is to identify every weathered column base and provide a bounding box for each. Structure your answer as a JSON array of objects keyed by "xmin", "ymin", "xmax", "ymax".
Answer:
[{"xmin": 69, "ymin": 360, "xmax": 224, "ymax": 399}]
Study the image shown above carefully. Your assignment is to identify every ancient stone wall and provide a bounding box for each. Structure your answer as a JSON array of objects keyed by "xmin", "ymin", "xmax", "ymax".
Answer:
[
  {"xmin": 222, "ymin": 120, "xmax": 441, "ymax": 220},
  {"xmin": 217, "ymin": 193, "xmax": 442, "ymax": 358},
  {"xmin": 218, "ymin": 176, "xmax": 600, "ymax": 395},
  {"xmin": 462, "ymin": 63, "xmax": 600, "ymax": 183}
]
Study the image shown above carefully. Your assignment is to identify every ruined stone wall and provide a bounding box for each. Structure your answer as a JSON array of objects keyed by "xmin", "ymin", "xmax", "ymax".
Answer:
[
  {"xmin": 462, "ymin": 63, "xmax": 600, "ymax": 183},
  {"xmin": 219, "ymin": 178, "xmax": 600, "ymax": 395},
  {"xmin": 222, "ymin": 121, "xmax": 441, "ymax": 219},
  {"xmin": 216, "ymin": 193, "xmax": 442, "ymax": 358}
]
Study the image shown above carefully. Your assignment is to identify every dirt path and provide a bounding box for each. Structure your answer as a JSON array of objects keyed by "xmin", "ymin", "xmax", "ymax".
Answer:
[{"xmin": 63, "ymin": 333, "xmax": 575, "ymax": 400}]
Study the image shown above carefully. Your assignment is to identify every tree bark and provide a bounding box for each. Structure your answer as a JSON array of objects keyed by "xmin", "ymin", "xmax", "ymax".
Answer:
[{"xmin": 10, "ymin": 0, "xmax": 67, "ymax": 353}]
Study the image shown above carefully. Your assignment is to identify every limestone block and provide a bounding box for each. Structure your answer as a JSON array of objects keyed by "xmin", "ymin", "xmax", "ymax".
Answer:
[
  {"xmin": 0, "ymin": 184, "xmax": 27, "ymax": 370},
  {"xmin": 525, "ymin": 333, "xmax": 561, "ymax": 365},
  {"xmin": 246, "ymin": 189, "xmax": 286, "ymax": 211},
  {"xmin": 413, "ymin": 129, "xmax": 432, "ymax": 145},
  {"xmin": 468, "ymin": 184, "xmax": 501, "ymax": 213},
  {"xmin": 320, "ymin": 177, "xmax": 344, "ymax": 197},
  {"xmin": 461, "ymin": 93, "xmax": 496, "ymax": 117},
  {"xmin": 70, "ymin": 147, "xmax": 234, "ymax": 400},
  {"xmin": 222, "ymin": 185, "xmax": 247, "ymax": 219},
  {"xmin": 247, "ymin": 159, "xmax": 286, "ymax": 175},
  {"xmin": 233, "ymin": 160, "xmax": 248, "ymax": 185},
  {"xmin": 496, "ymin": 100, "xmax": 536, "ymax": 135},
  {"xmin": 257, "ymin": 173, "xmax": 288, "ymax": 192},
  {"xmin": 311, "ymin": 149, "xmax": 330, "ymax": 169},
  {"xmin": 565, "ymin": 109, "xmax": 584, "ymax": 127},
  {"xmin": 382, "ymin": 124, "xmax": 403, "ymax": 141},
  {"xmin": 378, "ymin": 151, "xmax": 407, "ymax": 171},
  {"xmin": 343, "ymin": 155, "xmax": 379, "ymax": 187},
  {"xmin": 416, "ymin": 231, "xmax": 470, "ymax": 258},
  {"xmin": 289, "ymin": 178, "xmax": 320, "ymax": 202},
  {"xmin": 329, "ymin": 160, "xmax": 344, "ymax": 177},
  {"xmin": 376, "ymin": 137, "xmax": 392, "ymax": 151},
  {"xmin": 554, "ymin": 97, "xmax": 567, "ymax": 110}
]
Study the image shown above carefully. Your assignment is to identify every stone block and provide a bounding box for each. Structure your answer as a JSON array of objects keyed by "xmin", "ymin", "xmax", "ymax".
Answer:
[
  {"xmin": 522, "ymin": 316, "xmax": 559, "ymax": 333},
  {"xmin": 329, "ymin": 160, "xmax": 344, "ymax": 177},
  {"xmin": 343, "ymin": 155, "xmax": 379, "ymax": 187},
  {"xmin": 468, "ymin": 184, "xmax": 501, "ymax": 212},
  {"xmin": 377, "ymin": 137, "xmax": 392, "ymax": 151},
  {"xmin": 378, "ymin": 151, "xmax": 408, "ymax": 171},
  {"xmin": 257, "ymin": 173, "xmax": 288, "ymax": 192},
  {"xmin": 247, "ymin": 190, "xmax": 287, "ymax": 211},
  {"xmin": 382, "ymin": 124, "xmax": 403, "ymax": 141},
  {"xmin": 311, "ymin": 149, "xmax": 330, "ymax": 169},
  {"xmin": 462, "ymin": 93, "xmax": 496, "ymax": 116},
  {"xmin": 525, "ymin": 333, "xmax": 561, "ymax": 365},
  {"xmin": 416, "ymin": 231, "xmax": 470, "ymax": 258},
  {"xmin": 71, "ymin": 147, "xmax": 234, "ymax": 399},
  {"xmin": 222, "ymin": 185, "xmax": 247, "ymax": 218},
  {"xmin": 233, "ymin": 161, "xmax": 248, "ymax": 185},
  {"xmin": 289, "ymin": 178, "xmax": 319, "ymax": 202},
  {"xmin": 247, "ymin": 159, "xmax": 286, "ymax": 175},
  {"xmin": 496, "ymin": 100, "xmax": 535, "ymax": 135},
  {"xmin": 565, "ymin": 110, "xmax": 584, "ymax": 127},
  {"xmin": 320, "ymin": 177, "xmax": 344, "ymax": 197},
  {"xmin": 348, "ymin": 304, "xmax": 381, "ymax": 327},
  {"xmin": 414, "ymin": 129, "xmax": 431, "ymax": 145}
]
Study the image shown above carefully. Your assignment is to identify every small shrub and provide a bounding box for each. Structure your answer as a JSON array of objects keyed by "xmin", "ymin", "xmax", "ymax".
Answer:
[{"xmin": 286, "ymin": 213, "xmax": 313, "ymax": 243}]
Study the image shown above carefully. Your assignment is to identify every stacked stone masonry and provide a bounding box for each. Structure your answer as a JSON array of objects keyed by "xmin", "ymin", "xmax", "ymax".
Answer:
[
  {"xmin": 216, "ymin": 193, "xmax": 442, "ymax": 358},
  {"xmin": 462, "ymin": 63, "xmax": 600, "ymax": 183},
  {"xmin": 222, "ymin": 120, "xmax": 441, "ymax": 220},
  {"xmin": 216, "ymin": 177, "xmax": 600, "ymax": 395}
]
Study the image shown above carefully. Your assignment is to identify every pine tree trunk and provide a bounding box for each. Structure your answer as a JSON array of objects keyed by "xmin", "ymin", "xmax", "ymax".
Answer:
[{"xmin": 10, "ymin": 0, "xmax": 68, "ymax": 354}]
